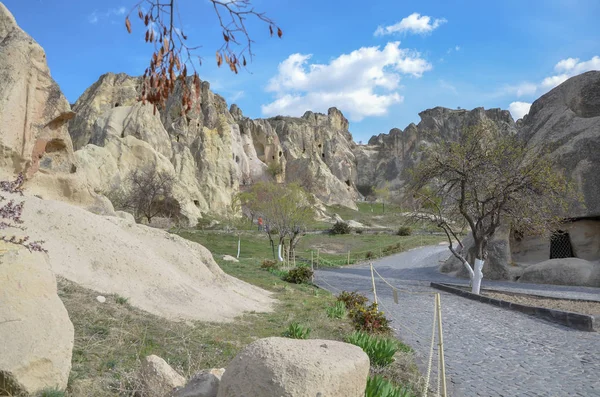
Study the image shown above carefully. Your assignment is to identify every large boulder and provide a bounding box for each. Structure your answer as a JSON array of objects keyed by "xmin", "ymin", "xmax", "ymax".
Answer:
[
  {"xmin": 138, "ymin": 355, "xmax": 186, "ymax": 397},
  {"xmin": 174, "ymin": 368, "xmax": 225, "ymax": 397},
  {"xmin": 518, "ymin": 258, "xmax": 600, "ymax": 287},
  {"xmin": 0, "ymin": 243, "xmax": 74, "ymax": 395},
  {"xmin": 217, "ymin": 337, "xmax": 369, "ymax": 397}
]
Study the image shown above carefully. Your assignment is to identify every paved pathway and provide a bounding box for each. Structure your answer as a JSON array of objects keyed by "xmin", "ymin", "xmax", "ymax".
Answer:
[{"xmin": 314, "ymin": 246, "xmax": 600, "ymax": 397}]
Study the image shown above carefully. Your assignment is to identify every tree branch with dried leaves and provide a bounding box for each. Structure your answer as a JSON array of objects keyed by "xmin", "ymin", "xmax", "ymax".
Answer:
[{"xmin": 125, "ymin": 0, "xmax": 282, "ymax": 115}]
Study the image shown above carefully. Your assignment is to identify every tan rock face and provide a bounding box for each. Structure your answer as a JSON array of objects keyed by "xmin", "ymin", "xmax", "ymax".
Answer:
[
  {"xmin": 0, "ymin": 243, "xmax": 74, "ymax": 395},
  {"xmin": 0, "ymin": 3, "xmax": 76, "ymax": 177},
  {"xmin": 355, "ymin": 106, "xmax": 517, "ymax": 192},
  {"xmin": 217, "ymin": 337, "xmax": 370, "ymax": 397},
  {"xmin": 139, "ymin": 355, "xmax": 186, "ymax": 397}
]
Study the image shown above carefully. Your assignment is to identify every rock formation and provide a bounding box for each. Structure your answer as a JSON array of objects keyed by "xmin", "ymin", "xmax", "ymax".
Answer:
[
  {"xmin": 438, "ymin": 73, "xmax": 600, "ymax": 286},
  {"xmin": 0, "ymin": 2, "xmax": 110, "ymax": 214},
  {"xmin": 0, "ymin": 243, "xmax": 74, "ymax": 395},
  {"xmin": 355, "ymin": 107, "xmax": 517, "ymax": 192},
  {"xmin": 69, "ymin": 73, "xmax": 361, "ymax": 220},
  {"xmin": 217, "ymin": 337, "xmax": 370, "ymax": 397}
]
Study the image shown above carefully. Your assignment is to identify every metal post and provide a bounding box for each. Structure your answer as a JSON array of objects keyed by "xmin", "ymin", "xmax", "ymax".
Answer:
[
  {"xmin": 436, "ymin": 293, "xmax": 447, "ymax": 397},
  {"xmin": 370, "ymin": 262, "xmax": 378, "ymax": 305}
]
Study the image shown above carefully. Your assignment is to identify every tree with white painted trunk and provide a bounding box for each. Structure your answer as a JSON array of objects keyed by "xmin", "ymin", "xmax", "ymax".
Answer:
[{"xmin": 409, "ymin": 121, "xmax": 575, "ymax": 294}]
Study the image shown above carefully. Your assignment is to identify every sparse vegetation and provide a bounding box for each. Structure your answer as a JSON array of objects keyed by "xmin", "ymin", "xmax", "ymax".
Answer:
[
  {"xmin": 337, "ymin": 291, "xmax": 369, "ymax": 312},
  {"xmin": 115, "ymin": 295, "xmax": 129, "ymax": 305},
  {"xmin": 346, "ymin": 331, "xmax": 408, "ymax": 367},
  {"xmin": 326, "ymin": 301, "xmax": 347, "ymax": 319},
  {"xmin": 281, "ymin": 322, "xmax": 311, "ymax": 339},
  {"xmin": 330, "ymin": 221, "xmax": 351, "ymax": 235},
  {"xmin": 38, "ymin": 389, "xmax": 66, "ymax": 397},
  {"xmin": 365, "ymin": 375, "xmax": 414, "ymax": 397}
]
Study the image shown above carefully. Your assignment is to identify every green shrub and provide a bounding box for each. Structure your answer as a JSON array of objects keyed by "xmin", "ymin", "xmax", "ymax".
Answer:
[
  {"xmin": 261, "ymin": 259, "xmax": 279, "ymax": 270},
  {"xmin": 365, "ymin": 251, "xmax": 375, "ymax": 260},
  {"xmin": 365, "ymin": 375, "xmax": 414, "ymax": 397},
  {"xmin": 355, "ymin": 229, "xmax": 364, "ymax": 234},
  {"xmin": 326, "ymin": 301, "xmax": 347, "ymax": 319},
  {"xmin": 397, "ymin": 226, "xmax": 412, "ymax": 236},
  {"xmin": 282, "ymin": 266, "xmax": 313, "ymax": 284},
  {"xmin": 330, "ymin": 221, "xmax": 351, "ymax": 235},
  {"xmin": 267, "ymin": 161, "xmax": 283, "ymax": 177},
  {"xmin": 115, "ymin": 295, "xmax": 129, "ymax": 305},
  {"xmin": 350, "ymin": 303, "xmax": 392, "ymax": 334},
  {"xmin": 282, "ymin": 322, "xmax": 311, "ymax": 339},
  {"xmin": 38, "ymin": 389, "xmax": 66, "ymax": 397},
  {"xmin": 345, "ymin": 331, "xmax": 399, "ymax": 367},
  {"xmin": 337, "ymin": 291, "xmax": 369, "ymax": 312}
]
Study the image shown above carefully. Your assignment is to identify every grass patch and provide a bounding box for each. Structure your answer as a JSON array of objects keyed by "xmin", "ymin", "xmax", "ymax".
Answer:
[{"xmin": 58, "ymin": 256, "xmax": 356, "ymax": 396}]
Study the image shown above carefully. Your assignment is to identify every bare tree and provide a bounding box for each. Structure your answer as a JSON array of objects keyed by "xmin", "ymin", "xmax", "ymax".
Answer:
[
  {"xmin": 124, "ymin": 0, "xmax": 282, "ymax": 115},
  {"xmin": 112, "ymin": 167, "xmax": 180, "ymax": 223},
  {"xmin": 409, "ymin": 121, "xmax": 576, "ymax": 294}
]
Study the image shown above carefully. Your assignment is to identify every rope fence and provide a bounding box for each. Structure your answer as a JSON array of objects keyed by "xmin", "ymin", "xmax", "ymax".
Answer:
[{"xmin": 313, "ymin": 262, "xmax": 448, "ymax": 397}]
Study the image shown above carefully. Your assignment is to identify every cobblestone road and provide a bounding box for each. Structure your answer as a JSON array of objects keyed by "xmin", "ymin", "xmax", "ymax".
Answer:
[{"xmin": 314, "ymin": 246, "xmax": 600, "ymax": 397}]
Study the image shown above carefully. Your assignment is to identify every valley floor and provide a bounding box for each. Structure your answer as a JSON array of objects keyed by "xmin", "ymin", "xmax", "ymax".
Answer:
[{"xmin": 314, "ymin": 246, "xmax": 600, "ymax": 397}]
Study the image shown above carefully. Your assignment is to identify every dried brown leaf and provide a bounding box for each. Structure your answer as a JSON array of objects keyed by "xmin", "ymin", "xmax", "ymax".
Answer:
[{"xmin": 125, "ymin": 17, "xmax": 132, "ymax": 34}]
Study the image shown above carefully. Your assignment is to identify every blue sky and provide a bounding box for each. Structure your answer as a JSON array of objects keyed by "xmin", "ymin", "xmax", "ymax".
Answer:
[{"xmin": 4, "ymin": 0, "xmax": 599, "ymax": 142}]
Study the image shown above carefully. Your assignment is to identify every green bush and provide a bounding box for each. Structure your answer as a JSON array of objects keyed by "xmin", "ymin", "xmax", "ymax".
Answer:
[
  {"xmin": 330, "ymin": 221, "xmax": 351, "ymax": 235},
  {"xmin": 337, "ymin": 291, "xmax": 369, "ymax": 312},
  {"xmin": 38, "ymin": 389, "xmax": 66, "ymax": 397},
  {"xmin": 260, "ymin": 259, "xmax": 279, "ymax": 270},
  {"xmin": 345, "ymin": 331, "xmax": 399, "ymax": 367},
  {"xmin": 365, "ymin": 375, "xmax": 414, "ymax": 397},
  {"xmin": 365, "ymin": 251, "xmax": 375, "ymax": 260},
  {"xmin": 397, "ymin": 226, "xmax": 412, "ymax": 236},
  {"xmin": 350, "ymin": 303, "xmax": 392, "ymax": 334},
  {"xmin": 115, "ymin": 295, "xmax": 129, "ymax": 305},
  {"xmin": 282, "ymin": 322, "xmax": 311, "ymax": 339},
  {"xmin": 326, "ymin": 301, "xmax": 347, "ymax": 319},
  {"xmin": 282, "ymin": 266, "xmax": 313, "ymax": 284}
]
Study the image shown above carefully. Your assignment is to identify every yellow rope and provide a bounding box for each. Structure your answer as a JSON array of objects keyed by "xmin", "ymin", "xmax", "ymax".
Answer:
[{"xmin": 422, "ymin": 295, "xmax": 438, "ymax": 397}]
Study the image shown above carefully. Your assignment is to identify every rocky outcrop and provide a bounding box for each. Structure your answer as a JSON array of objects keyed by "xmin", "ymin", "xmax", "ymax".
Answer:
[
  {"xmin": 138, "ymin": 355, "xmax": 186, "ymax": 397},
  {"xmin": 439, "ymin": 74, "xmax": 600, "ymax": 285},
  {"xmin": 70, "ymin": 73, "xmax": 360, "ymax": 217},
  {"xmin": 0, "ymin": 243, "xmax": 74, "ymax": 395},
  {"xmin": 217, "ymin": 337, "xmax": 370, "ymax": 397},
  {"xmin": 355, "ymin": 107, "xmax": 516, "ymax": 191},
  {"xmin": 0, "ymin": 3, "xmax": 113, "ymax": 214},
  {"xmin": 267, "ymin": 108, "xmax": 360, "ymax": 209},
  {"xmin": 174, "ymin": 368, "xmax": 225, "ymax": 397},
  {"xmin": 520, "ymin": 71, "xmax": 600, "ymax": 217},
  {"xmin": 19, "ymin": 194, "xmax": 275, "ymax": 322}
]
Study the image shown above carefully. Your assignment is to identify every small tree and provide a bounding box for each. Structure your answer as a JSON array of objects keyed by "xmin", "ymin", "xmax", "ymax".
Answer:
[
  {"xmin": 112, "ymin": 167, "xmax": 180, "ymax": 223},
  {"xmin": 409, "ymin": 121, "xmax": 574, "ymax": 294},
  {"xmin": 240, "ymin": 181, "xmax": 314, "ymax": 262},
  {"xmin": 373, "ymin": 183, "xmax": 391, "ymax": 213},
  {"xmin": 0, "ymin": 174, "xmax": 45, "ymax": 252}
]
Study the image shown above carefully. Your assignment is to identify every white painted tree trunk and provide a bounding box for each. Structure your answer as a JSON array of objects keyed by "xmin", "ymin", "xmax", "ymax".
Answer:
[
  {"xmin": 472, "ymin": 258, "xmax": 484, "ymax": 294},
  {"xmin": 236, "ymin": 236, "xmax": 241, "ymax": 259},
  {"xmin": 277, "ymin": 244, "xmax": 284, "ymax": 262}
]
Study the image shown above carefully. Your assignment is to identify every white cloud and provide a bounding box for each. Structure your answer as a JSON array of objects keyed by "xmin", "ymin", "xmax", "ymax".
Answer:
[
  {"xmin": 229, "ymin": 91, "xmax": 245, "ymax": 102},
  {"xmin": 509, "ymin": 101, "xmax": 532, "ymax": 120},
  {"xmin": 262, "ymin": 42, "xmax": 432, "ymax": 121},
  {"xmin": 88, "ymin": 6, "xmax": 128, "ymax": 24},
  {"xmin": 374, "ymin": 13, "xmax": 447, "ymax": 36},
  {"xmin": 506, "ymin": 56, "xmax": 600, "ymax": 97}
]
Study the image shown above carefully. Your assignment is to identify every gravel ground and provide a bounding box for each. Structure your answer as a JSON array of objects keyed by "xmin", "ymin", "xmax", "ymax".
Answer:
[
  {"xmin": 482, "ymin": 291, "xmax": 600, "ymax": 316},
  {"xmin": 314, "ymin": 246, "xmax": 600, "ymax": 397}
]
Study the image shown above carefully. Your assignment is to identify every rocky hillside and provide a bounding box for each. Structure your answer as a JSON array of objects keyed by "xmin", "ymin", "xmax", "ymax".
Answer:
[
  {"xmin": 355, "ymin": 107, "xmax": 517, "ymax": 193},
  {"xmin": 68, "ymin": 74, "xmax": 360, "ymax": 223}
]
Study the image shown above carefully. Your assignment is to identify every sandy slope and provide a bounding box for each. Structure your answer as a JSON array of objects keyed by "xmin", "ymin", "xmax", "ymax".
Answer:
[{"xmin": 16, "ymin": 194, "xmax": 274, "ymax": 322}]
